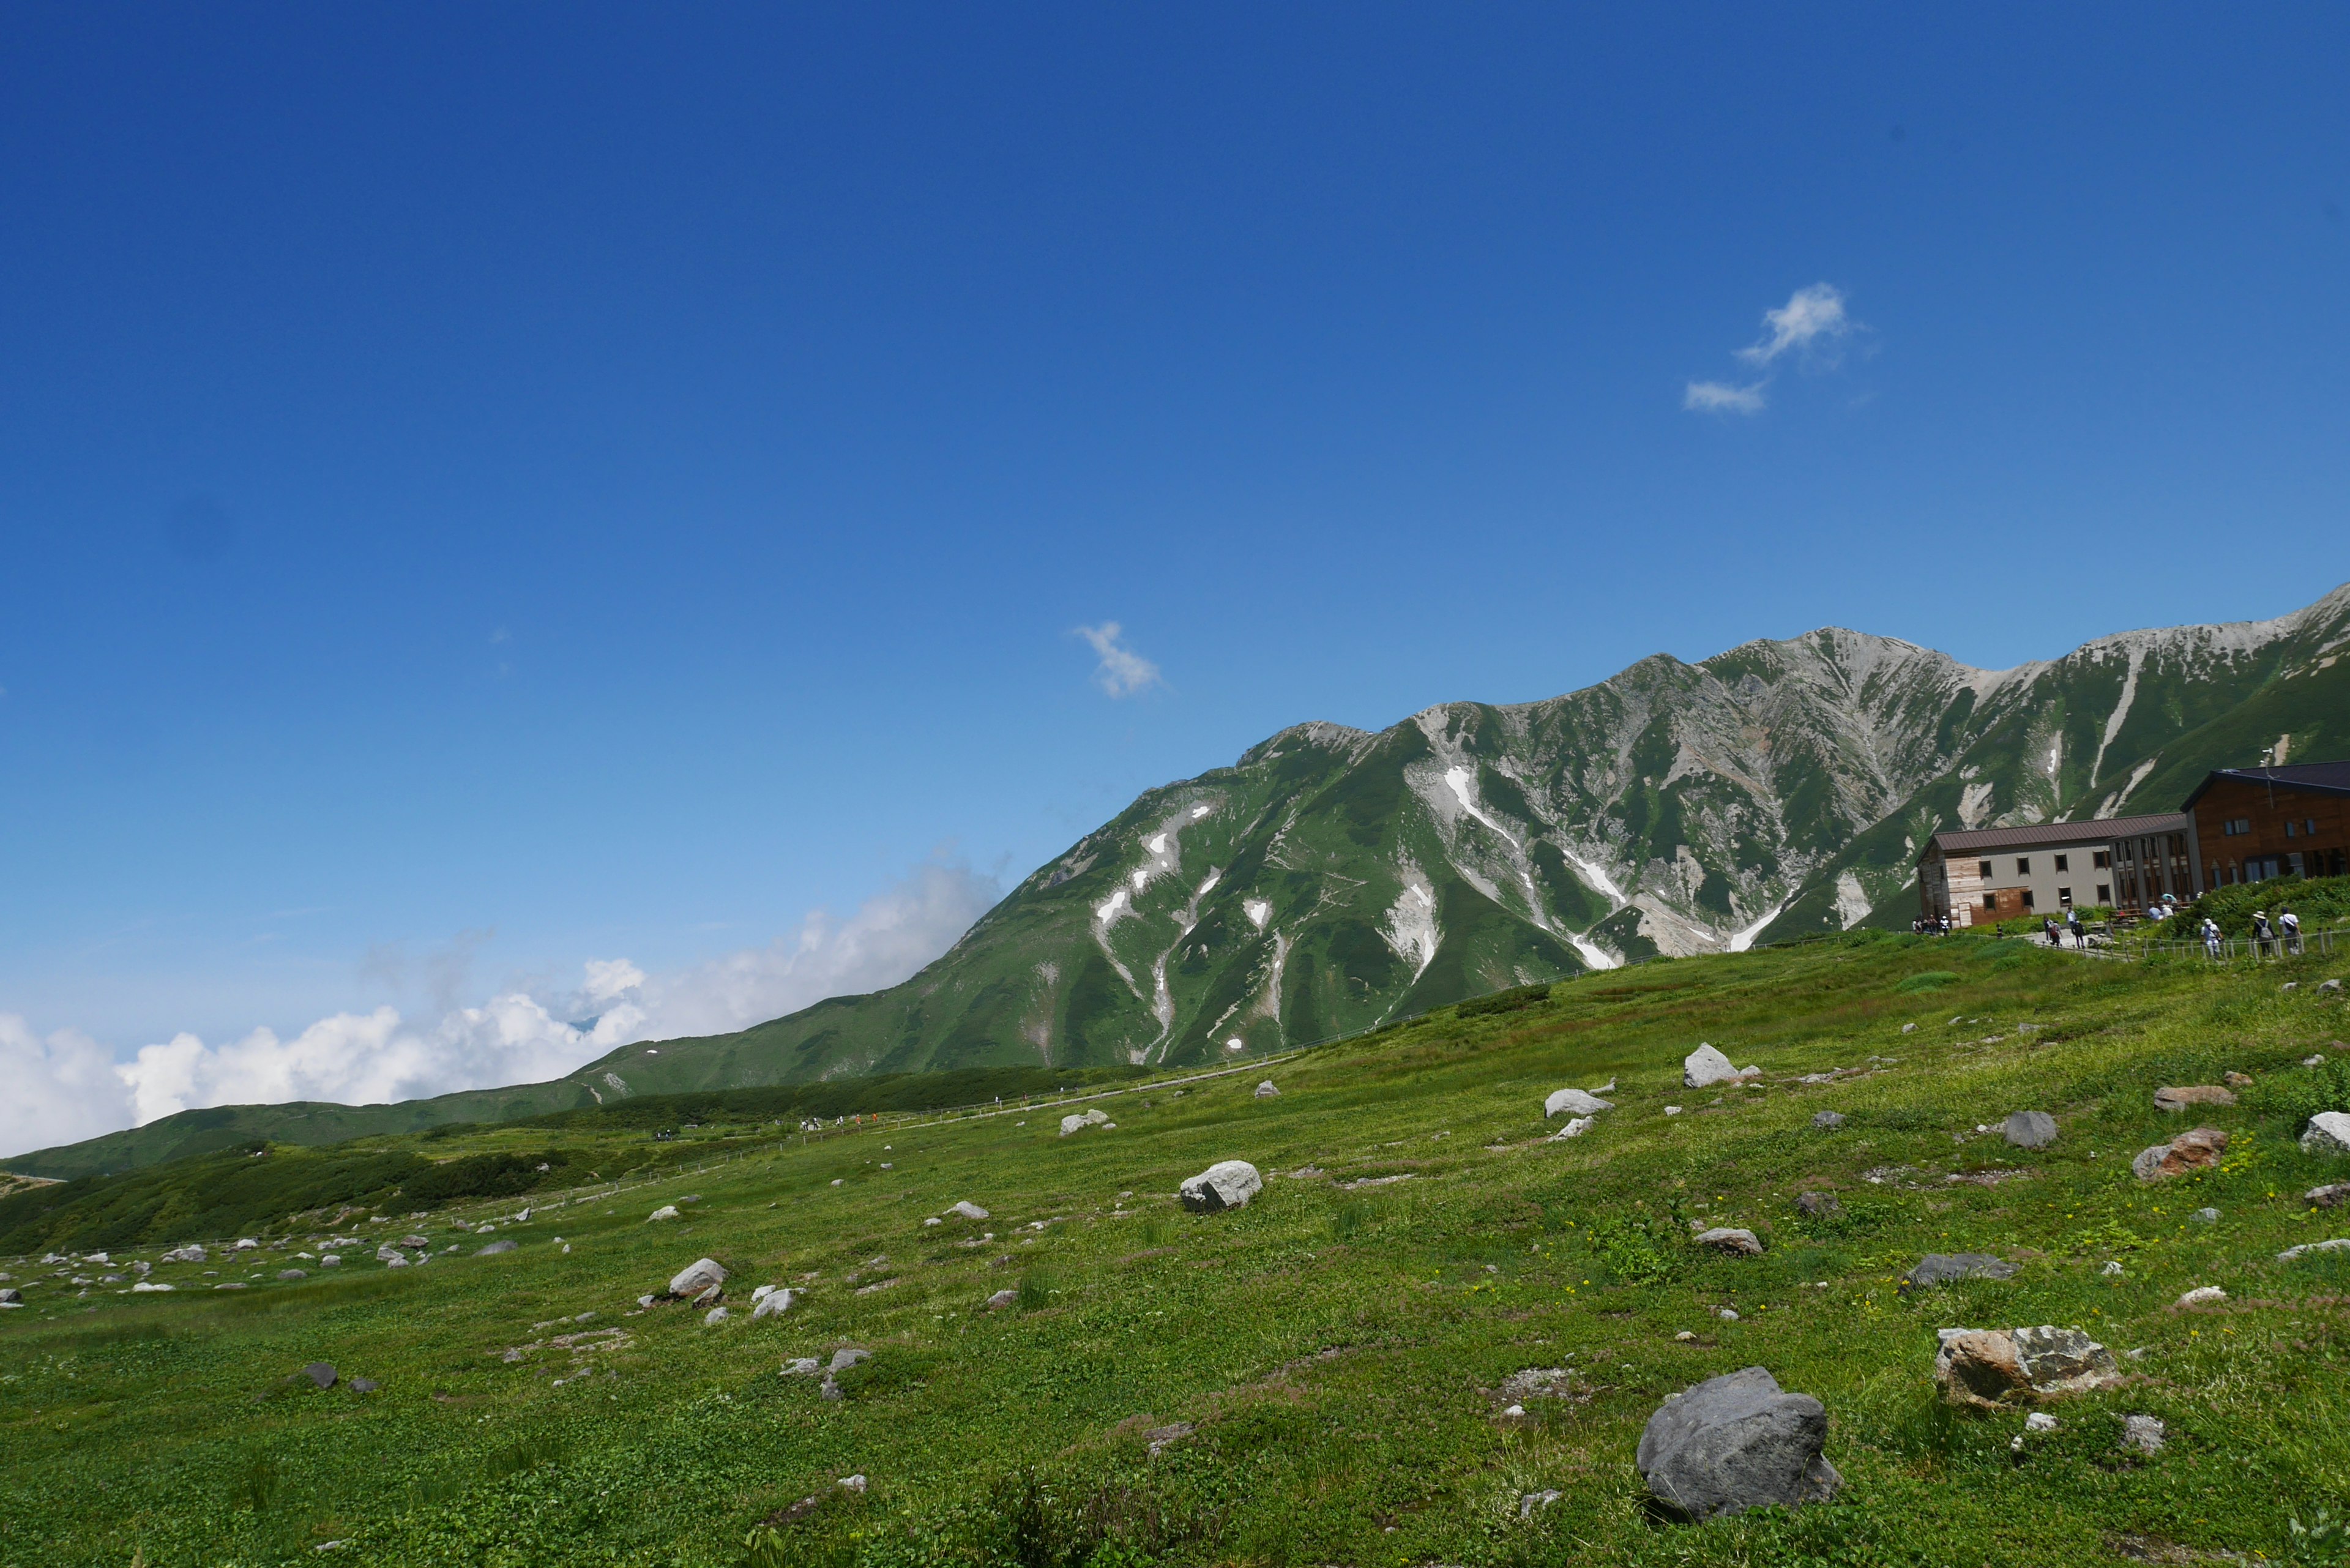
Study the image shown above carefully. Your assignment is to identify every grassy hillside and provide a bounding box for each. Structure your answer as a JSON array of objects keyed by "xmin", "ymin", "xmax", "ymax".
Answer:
[{"xmin": 7, "ymin": 933, "xmax": 2350, "ymax": 1566}]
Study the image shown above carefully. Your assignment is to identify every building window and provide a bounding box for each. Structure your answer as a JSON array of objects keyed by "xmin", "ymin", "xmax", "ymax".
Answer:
[
  {"xmin": 2016, "ymin": 857, "xmax": 2031, "ymax": 875},
  {"xmin": 2093, "ymin": 851, "xmax": 2111, "ymax": 868},
  {"xmin": 1978, "ymin": 860, "xmax": 1993, "ymax": 878},
  {"xmin": 2022, "ymin": 890, "xmax": 2035, "ymax": 909},
  {"xmin": 2054, "ymin": 854, "xmax": 2070, "ymax": 872},
  {"xmin": 2308, "ymin": 818, "xmax": 2320, "ymax": 835},
  {"xmin": 2097, "ymin": 883, "xmax": 2111, "ymax": 903},
  {"xmin": 2058, "ymin": 887, "xmax": 2073, "ymax": 906},
  {"xmin": 1983, "ymin": 894, "xmax": 1997, "ymax": 911},
  {"xmin": 2288, "ymin": 820, "xmax": 2299, "ymax": 838}
]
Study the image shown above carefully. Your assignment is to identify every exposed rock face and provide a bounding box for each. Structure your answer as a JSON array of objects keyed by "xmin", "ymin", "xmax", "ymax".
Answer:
[
  {"xmin": 1694, "ymin": 1228, "xmax": 1764, "ymax": 1256},
  {"xmin": 1636, "ymin": 1367, "xmax": 1841, "ymax": 1520},
  {"xmin": 1901, "ymin": 1253, "xmax": 2017, "ymax": 1291},
  {"xmin": 2154, "ymin": 1085, "xmax": 2237, "ymax": 1111},
  {"xmin": 1179, "ymin": 1160, "xmax": 1264, "ymax": 1213},
  {"xmin": 1685, "ymin": 1045, "xmax": 1758, "ymax": 1089},
  {"xmin": 2132, "ymin": 1127, "xmax": 2228, "ymax": 1181},
  {"xmin": 2302, "ymin": 1113, "xmax": 2350, "ymax": 1158},
  {"xmin": 1545, "ymin": 1088, "xmax": 1614, "ymax": 1118},
  {"xmin": 2002, "ymin": 1111, "xmax": 2058, "ymax": 1150},
  {"xmin": 668, "ymin": 1258, "xmax": 728, "ymax": 1299},
  {"xmin": 1933, "ymin": 1326, "xmax": 2123, "ymax": 1408}
]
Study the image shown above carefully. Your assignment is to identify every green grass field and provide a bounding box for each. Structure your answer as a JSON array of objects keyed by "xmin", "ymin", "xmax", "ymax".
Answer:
[{"xmin": 7, "ymin": 932, "xmax": 2350, "ymax": 1567}]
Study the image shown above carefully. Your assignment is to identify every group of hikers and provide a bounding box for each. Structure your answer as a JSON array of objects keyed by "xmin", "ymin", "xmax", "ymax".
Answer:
[
  {"xmin": 1908, "ymin": 914, "xmax": 1954, "ymax": 936},
  {"xmin": 2040, "ymin": 910, "xmax": 2093, "ymax": 949},
  {"xmin": 2199, "ymin": 906, "xmax": 2305, "ymax": 958}
]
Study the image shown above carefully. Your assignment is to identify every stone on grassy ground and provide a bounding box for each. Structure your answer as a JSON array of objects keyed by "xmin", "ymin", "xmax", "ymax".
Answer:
[
  {"xmin": 1636, "ymin": 1367, "xmax": 1841, "ymax": 1521},
  {"xmin": 2024, "ymin": 1412, "xmax": 2058, "ymax": 1433},
  {"xmin": 1059, "ymin": 1108, "xmax": 1112, "ymax": 1137},
  {"xmin": 2154, "ymin": 1085, "xmax": 2237, "ymax": 1111},
  {"xmin": 668, "ymin": 1258, "xmax": 727, "ymax": 1299},
  {"xmin": 950, "ymin": 1201, "xmax": 990, "ymax": 1220},
  {"xmin": 2191, "ymin": 1208, "xmax": 2219, "ymax": 1224},
  {"xmin": 1255, "ymin": 1081, "xmax": 1279, "ymax": 1099},
  {"xmin": 2002, "ymin": 1111, "xmax": 2057, "ymax": 1149},
  {"xmin": 1795, "ymin": 1191, "xmax": 1841, "ymax": 1219},
  {"xmin": 319, "ymin": 1255, "xmax": 340, "ymax": 1267},
  {"xmin": 1550, "ymin": 1117, "xmax": 1595, "ymax": 1141},
  {"xmin": 647, "ymin": 1205, "xmax": 681, "ymax": 1222},
  {"xmin": 2306, "ymin": 1183, "xmax": 2350, "ymax": 1208},
  {"xmin": 1933, "ymin": 1326, "xmax": 2122, "ymax": 1408},
  {"xmin": 1811, "ymin": 1111, "xmax": 1845, "ymax": 1130},
  {"xmin": 477, "ymin": 1240, "xmax": 518, "ymax": 1256},
  {"xmin": 2277, "ymin": 1239, "xmax": 2350, "ymax": 1261},
  {"xmin": 985, "ymin": 1288, "xmax": 1018, "ymax": 1310},
  {"xmin": 1519, "ymin": 1489, "xmax": 1562, "ymax": 1518},
  {"xmin": 704, "ymin": 1306, "xmax": 730, "ymax": 1324},
  {"xmin": 1545, "ymin": 1088, "xmax": 1614, "ymax": 1118},
  {"xmin": 783, "ymin": 1357, "xmax": 821, "ymax": 1377},
  {"xmin": 2302, "ymin": 1113, "xmax": 2350, "ymax": 1157},
  {"xmin": 1179, "ymin": 1160, "xmax": 1263, "ymax": 1214},
  {"xmin": 301, "ymin": 1362, "xmax": 338, "ymax": 1389},
  {"xmin": 2225, "ymin": 1070, "xmax": 2254, "ymax": 1087},
  {"xmin": 752, "ymin": 1288, "xmax": 796, "ymax": 1320},
  {"xmin": 278, "ymin": 1269, "xmax": 307, "ymax": 1280},
  {"xmin": 1901, "ymin": 1253, "xmax": 2016, "ymax": 1291},
  {"xmin": 350, "ymin": 1378, "xmax": 379, "ymax": 1394},
  {"xmin": 1694, "ymin": 1228, "xmax": 1763, "ymax": 1256},
  {"xmin": 2121, "ymin": 1415, "xmax": 2166, "ymax": 1455},
  {"xmin": 2132, "ymin": 1127, "xmax": 2228, "ymax": 1181},
  {"xmin": 2176, "ymin": 1286, "xmax": 2226, "ymax": 1307},
  {"xmin": 1684, "ymin": 1045, "xmax": 1759, "ymax": 1089}
]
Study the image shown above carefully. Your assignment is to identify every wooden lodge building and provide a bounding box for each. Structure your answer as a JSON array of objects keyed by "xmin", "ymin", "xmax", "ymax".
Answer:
[{"xmin": 1916, "ymin": 758, "xmax": 2350, "ymax": 928}]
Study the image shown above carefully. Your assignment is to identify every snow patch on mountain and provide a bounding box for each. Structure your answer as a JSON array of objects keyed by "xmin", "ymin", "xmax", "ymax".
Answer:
[
  {"xmin": 1243, "ymin": 898, "xmax": 1270, "ymax": 930},
  {"xmin": 1381, "ymin": 875, "xmax": 1440, "ymax": 980}
]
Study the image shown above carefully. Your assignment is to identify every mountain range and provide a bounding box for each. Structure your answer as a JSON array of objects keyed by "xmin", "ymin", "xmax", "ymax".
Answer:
[{"xmin": 17, "ymin": 583, "xmax": 2350, "ymax": 1178}]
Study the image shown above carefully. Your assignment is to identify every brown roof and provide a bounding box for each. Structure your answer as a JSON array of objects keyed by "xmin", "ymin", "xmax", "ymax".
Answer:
[
  {"xmin": 2182, "ymin": 760, "xmax": 2350, "ymax": 808},
  {"xmin": 1924, "ymin": 811, "xmax": 2189, "ymax": 858}
]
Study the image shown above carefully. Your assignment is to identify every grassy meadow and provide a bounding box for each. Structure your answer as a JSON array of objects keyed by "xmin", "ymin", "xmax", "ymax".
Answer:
[{"xmin": 7, "ymin": 931, "xmax": 2350, "ymax": 1567}]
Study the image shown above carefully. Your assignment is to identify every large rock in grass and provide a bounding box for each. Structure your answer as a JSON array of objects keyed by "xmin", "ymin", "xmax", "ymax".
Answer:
[
  {"xmin": 2154, "ymin": 1085, "xmax": 2236, "ymax": 1111},
  {"xmin": 1178, "ymin": 1160, "xmax": 1263, "ymax": 1214},
  {"xmin": 1545, "ymin": 1088, "xmax": 1614, "ymax": 1119},
  {"xmin": 476, "ymin": 1239, "xmax": 518, "ymax": 1256},
  {"xmin": 1900, "ymin": 1253, "xmax": 2016, "ymax": 1291},
  {"xmin": 2002, "ymin": 1111, "xmax": 2057, "ymax": 1150},
  {"xmin": 2302, "ymin": 1113, "xmax": 2350, "ymax": 1158},
  {"xmin": 1933, "ymin": 1326, "xmax": 2122, "ymax": 1408},
  {"xmin": 2131, "ymin": 1126, "xmax": 2228, "ymax": 1181},
  {"xmin": 1059, "ymin": 1108, "xmax": 1111, "ymax": 1137},
  {"xmin": 668, "ymin": 1257, "xmax": 727, "ymax": 1300},
  {"xmin": 1636, "ymin": 1367, "xmax": 1841, "ymax": 1520},
  {"xmin": 1693, "ymin": 1228, "xmax": 1763, "ymax": 1256},
  {"xmin": 1684, "ymin": 1045, "xmax": 1758, "ymax": 1089}
]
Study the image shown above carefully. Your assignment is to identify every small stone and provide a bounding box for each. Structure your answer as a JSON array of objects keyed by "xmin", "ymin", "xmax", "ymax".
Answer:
[
  {"xmin": 1675, "ymin": 1330, "xmax": 1696, "ymax": 1342},
  {"xmin": 951, "ymin": 1201, "xmax": 990, "ymax": 1220},
  {"xmin": 1636, "ymin": 1367, "xmax": 1841, "ymax": 1520},
  {"xmin": 278, "ymin": 1269, "xmax": 308, "ymax": 1281},
  {"xmin": 2132, "ymin": 1127, "xmax": 2228, "ymax": 1181},
  {"xmin": 838, "ymin": 1474, "xmax": 867, "ymax": 1493},
  {"xmin": 2305, "ymin": 1183, "xmax": 2350, "ymax": 1208},
  {"xmin": 2175, "ymin": 1286, "xmax": 2226, "ymax": 1308},
  {"xmin": 986, "ymin": 1288, "xmax": 1018, "ymax": 1310},
  {"xmin": 668, "ymin": 1258, "xmax": 727, "ymax": 1299},
  {"xmin": 1178, "ymin": 1160, "xmax": 1264, "ymax": 1214},
  {"xmin": 1901, "ymin": 1253, "xmax": 2016, "ymax": 1291},
  {"xmin": 1255, "ymin": 1081, "xmax": 1280, "ymax": 1099},
  {"xmin": 301, "ymin": 1362, "xmax": 338, "ymax": 1389},
  {"xmin": 349, "ymin": 1378, "xmax": 379, "ymax": 1394},
  {"xmin": 1518, "ymin": 1488, "xmax": 1562, "ymax": 1518},
  {"xmin": 828, "ymin": 1347, "xmax": 870, "ymax": 1373},
  {"xmin": 1794, "ymin": 1192, "xmax": 1841, "ymax": 1219},
  {"xmin": 2102, "ymin": 1261, "xmax": 2124, "ymax": 1276},
  {"xmin": 647, "ymin": 1205, "xmax": 681, "ymax": 1222},
  {"xmin": 2121, "ymin": 1414, "xmax": 2166, "ymax": 1455},
  {"xmin": 2317, "ymin": 979, "xmax": 2343, "ymax": 993},
  {"xmin": 1684, "ymin": 1044, "xmax": 1759, "ymax": 1089},
  {"xmin": 1548, "ymin": 1116, "xmax": 1595, "ymax": 1141},
  {"xmin": 1810, "ymin": 1111, "xmax": 1845, "ymax": 1130},
  {"xmin": 1664, "ymin": 1105, "xmax": 1684, "ymax": 1116},
  {"xmin": 752, "ymin": 1289, "xmax": 797, "ymax": 1320},
  {"xmin": 704, "ymin": 1306, "xmax": 730, "ymax": 1324},
  {"xmin": 782, "ymin": 1357, "xmax": 822, "ymax": 1377},
  {"xmin": 1934, "ymin": 1325, "xmax": 2122, "ymax": 1408},
  {"xmin": 2277, "ymin": 1238, "xmax": 2350, "ymax": 1261},
  {"xmin": 1902, "ymin": 1023, "xmax": 1917, "ymax": 1034},
  {"xmin": 319, "ymin": 1255, "xmax": 340, "ymax": 1267},
  {"xmin": 2224, "ymin": 1070, "xmax": 2253, "ymax": 1088},
  {"xmin": 1545, "ymin": 1088, "xmax": 1614, "ymax": 1119},
  {"xmin": 2309, "ymin": 1055, "xmax": 2329, "ymax": 1068},
  {"xmin": 476, "ymin": 1240, "xmax": 518, "ymax": 1256},
  {"xmin": 2024, "ymin": 1412, "xmax": 2058, "ymax": 1433},
  {"xmin": 2153, "ymin": 1085, "xmax": 2236, "ymax": 1111},
  {"xmin": 2302, "ymin": 1112, "xmax": 2350, "ymax": 1158},
  {"xmin": 1718, "ymin": 1308, "xmax": 1739, "ymax": 1321},
  {"xmin": 2002, "ymin": 1111, "xmax": 2057, "ymax": 1150},
  {"xmin": 1695, "ymin": 1227, "xmax": 1763, "ymax": 1256},
  {"xmin": 922, "ymin": 1217, "xmax": 942, "ymax": 1227},
  {"xmin": 2190, "ymin": 1208, "xmax": 2219, "ymax": 1225}
]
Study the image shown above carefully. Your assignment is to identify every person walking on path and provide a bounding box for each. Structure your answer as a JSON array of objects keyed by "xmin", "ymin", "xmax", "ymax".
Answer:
[
  {"xmin": 2252, "ymin": 911, "xmax": 2276, "ymax": 957},
  {"xmin": 2280, "ymin": 906, "xmax": 2303, "ymax": 955},
  {"xmin": 2067, "ymin": 909, "xmax": 2086, "ymax": 948},
  {"xmin": 2043, "ymin": 916, "xmax": 2062, "ymax": 947},
  {"xmin": 2202, "ymin": 917, "xmax": 2223, "ymax": 959}
]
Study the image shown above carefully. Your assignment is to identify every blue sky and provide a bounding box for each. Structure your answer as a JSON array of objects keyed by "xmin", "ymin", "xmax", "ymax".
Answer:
[{"xmin": 3, "ymin": 7, "xmax": 2347, "ymax": 1148}]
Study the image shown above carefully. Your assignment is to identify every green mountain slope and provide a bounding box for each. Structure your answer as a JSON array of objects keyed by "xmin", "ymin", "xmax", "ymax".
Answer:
[{"xmin": 13, "ymin": 584, "xmax": 2350, "ymax": 1177}]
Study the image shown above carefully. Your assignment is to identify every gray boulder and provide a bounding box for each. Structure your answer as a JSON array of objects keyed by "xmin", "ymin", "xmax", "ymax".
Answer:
[
  {"xmin": 950, "ymin": 1200, "xmax": 990, "ymax": 1220},
  {"xmin": 1901, "ymin": 1253, "xmax": 2016, "ymax": 1291},
  {"xmin": 277, "ymin": 1269, "xmax": 308, "ymax": 1281},
  {"xmin": 1934, "ymin": 1325, "xmax": 2122, "ymax": 1408},
  {"xmin": 1694, "ymin": 1228, "xmax": 1763, "ymax": 1256},
  {"xmin": 0, "ymin": 1288, "xmax": 19, "ymax": 1304},
  {"xmin": 2303, "ymin": 1112, "xmax": 2350, "ymax": 1158},
  {"xmin": 1636, "ymin": 1367, "xmax": 1841, "ymax": 1520},
  {"xmin": 1179, "ymin": 1160, "xmax": 1264, "ymax": 1214},
  {"xmin": 986, "ymin": 1288, "xmax": 1018, "ymax": 1310},
  {"xmin": 1255, "ymin": 1081, "xmax": 1280, "ymax": 1099},
  {"xmin": 752, "ymin": 1288, "xmax": 797, "ymax": 1320},
  {"xmin": 301, "ymin": 1362, "xmax": 338, "ymax": 1389},
  {"xmin": 349, "ymin": 1377, "xmax": 379, "ymax": 1394},
  {"xmin": 1794, "ymin": 1192, "xmax": 1841, "ymax": 1219},
  {"xmin": 1685, "ymin": 1045, "xmax": 1758, "ymax": 1089},
  {"xmin": 1059, "ymin": 1108, "xmax": 1111, "ymax": 1137},
  {"xmin": 782, "ymin": 1357, "xmax": 822, "ymax": 1377},
  {"xmin": 476, "ymin": 1239, "xmax": 518, "ymax": 1256},
  {"xmin": 1810, "ymin": 1111, "xmax": 1845, "ymax": 1130},
  {"xmin": 2121, "ymin": 1414, "xmax": 2166, "ymax": 1455},
  {"xmin": 2002, "ymin": 1111, "xmax": 2057, "ymax": 1150},
  {"xmin": 668, "ymin": 1257, "xmax": 727, "ymax": 1299},
  {"xmin": 2154, "ymin": 1085, "xmax": 2236, "ymax": 1112},
  {"xmin": 2305, "ymin": 1183, "xmax": 2350, "ymax": 1208},
  {"xmin": 1545, "ymin": 1088, "xmax": 1614, "ymax": 1118}
]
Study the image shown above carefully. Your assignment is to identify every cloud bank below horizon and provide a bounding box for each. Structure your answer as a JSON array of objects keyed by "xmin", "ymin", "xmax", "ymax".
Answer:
[{"xmin": 0, "ymin": 860, "xmax": 1000, "ymax": 1160}]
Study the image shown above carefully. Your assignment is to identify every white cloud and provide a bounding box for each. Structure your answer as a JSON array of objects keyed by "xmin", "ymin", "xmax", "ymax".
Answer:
[
  {"xmin": 0, "ymin": 861, "xmax": 1003, "ymax": 1159},
  {"xmin": 1736, "ymin": 283, "xmax": 1852, "ymax": 367},
  {"xmin": 1073, "ymin": 622, "xmax": 1162, "ymax": 698},
  {"xmin": 1683, "ymin": 379, "xmax": 1769, "ymax": 414}
]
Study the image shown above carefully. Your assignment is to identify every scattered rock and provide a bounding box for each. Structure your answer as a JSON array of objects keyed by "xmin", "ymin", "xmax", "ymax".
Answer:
[
  {"xmin": 2190, "ymin": 1208, "xmax": 2219, "ymax": 1225},
  {"xmin": 1545, "ymin": 1088, "xmax": 1614, "ymax": 1119},
  {"xmin": 1684, "ymin": 1044, "xmax": 1759, "ymax": 1089},
  {"xmin": 2277, "ymin": 1238, "xmax": 2350, "ymax": 1261},
  {"xmin": 129, "ymin": 1282, "xmax": 173, "ymax": 1293},
  {"xmin": 160, "ymin": 1245, "xmax": 206, "ymax": 1264},
  {"xmin": 1901, "ymin": 1253, "xmax": 2017, "ymax": 1291},
  {"xmin": 838, "ymin": 1474, "xmax": 867, "ymax": 1493},
  {"xmin": 278, "ymin": 1269, "xmax": 308, "ymax": 1281},
  {"xmin": 2131, "ymin": 1127, "xmax": 2228, "ymax": 1181},
  {"xmin": 668, "ymin": 1258, "xmax": 728, "ymax": 1300},
  {"xmin": 2121, "ymin": 1414, "xmax": 2166, "ymax": 1455},
  {"xmin": 647, "ymin": 1205, "xmax": 681, "ymax": 1222},
  {"xmin": 1795, "ymin": 1192, "xmax": 1841, "ymax": 1219},
  {"xmin": 1635, "ymin": 1367, "xmax": 1841, "ymax": 1520},
  {"xmin": 1718, "ymin": 1308, "xmax": 1739, "ymax": 1321},
  {"xmin": 704, "ymin": 1307, "xmax": 730, "ymax": 1324},
  {"xmin": 782, "ymin": 1357, "xmax": 822, "ymax": 1377},
  {"xmin": 1810, "ymin": 1111, "xmax": 1845, "ymax": 1130},
  {"xmin": 1675, "ymin": 1330, "xmax": 1696, "ymax": 1342},
  {"xmin": 2102, "ymin": 1261, "xmax": 2125, "ymax": 1276},
  {"xmin": 1144, "ymin": 1422, "xmax": 1193, "ymax": 1457},
  {"xmin": 2302, "ymin": 1112, "xmax": 2350, "ymax": 1158},
  {"xmin": 752, "ymin": 1289, "xmax": 797, "ymax": 1320},
  {"xmin": 2153, "ymin": 1085, "xmax": 2236, "ymax": 1112},
  {"xmin": 301, "ymin": 1362, "xmax": 338, "ymax": 1390},
  {"xmin": 1059, "ymin": 1108, "xmax": 1112, "ymax": 1137},
  {"xmin": 2223, "ymin": 1070, "xmax": 2254, "ymax": 1088},
  {"xmin": 829, "ymin": 1347, "xmax": 870, "ymax": 1373},
  {"xmin": 985, "ymin": 1288, "xmax": 1018, "ymax": 1310},
  {"xmin": 1255, "ymin": 1081, "xmax": 1280, "ymax": 1099},
  {"xmin": 1902, "ymin": 1023, "xmax": 1917, "ymax": 1034},
  {"xmin": 477, "ymin": 1240, "xmax": 518, "ymax": 1256},
  {"xmin": 950, "ymin": 1200, "xmax": 990, "ymax": 1220},
  {"xmin": 1549, "ymin": 1117, "xmax": 1595, "ymax": 1141},
  {"xmin": 319, "ymin": 1255, "xmax": 340, "ymax": 1267},
  {"xmin": 1178, "ymin": 1160, "xmax": 1263, "ymax": 1214},
  {"xmin": 1695, "ymin": 1228, "xmax": 1763, "ymax": 1257},
  {"xmin": 2318, "ymin": 979, "xmax": 2343, "ymax": 993},
  {"xmin": 2002, "ymin": 1111, "xmax": 2058, "ymax": 1150},
  {"xmin": 1518, "ymin": 1489, "xmax": 1563, "ymax": 1518},
  {"xmin": 1934, "ymin": 1326, "xmax": 2123, "ymax": 1408},
  {"xmin": 2307, "ymin": 1184, "xmax": 2350, "ymax": 1208},
  {"xmin": 349, "ymin": 1378, "xmax": 379, "ymax": 1394},
  {"xmin": 2024, "ymin": 1412, "xmax": 2059, "ymax": 1433}
]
